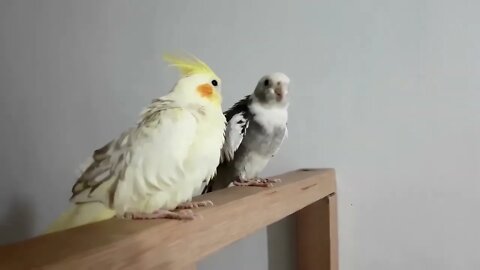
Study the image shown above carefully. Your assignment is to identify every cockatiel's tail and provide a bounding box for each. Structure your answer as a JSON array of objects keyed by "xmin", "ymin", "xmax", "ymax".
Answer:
[
  {"xmin": 45, "ymin": 203, "xmax": 115, "ymax": 233},
  {"xmin": 45, "ymin": 54, "xmax": 225, "ymax": 234}
]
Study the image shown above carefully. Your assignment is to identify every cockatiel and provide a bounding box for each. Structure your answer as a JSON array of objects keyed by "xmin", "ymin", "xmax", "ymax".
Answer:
[
  {"xmin": 203, "ymin": 73, "xmax": 289, "ymax": 193},
  {"xmin": 45, "ymin": 55, "xmax": 226, "ymax": 234}
]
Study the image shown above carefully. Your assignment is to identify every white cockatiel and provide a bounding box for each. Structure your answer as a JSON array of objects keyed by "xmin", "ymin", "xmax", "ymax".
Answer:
[{"xmin": 45, "ymin": 55, "xmax": 226, "ymax": 233}]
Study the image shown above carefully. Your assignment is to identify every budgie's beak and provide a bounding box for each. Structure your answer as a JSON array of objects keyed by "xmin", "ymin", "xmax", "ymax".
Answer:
[{"xmin": 274, "ymin": 85, "xmax": 287, "ymax": 101}]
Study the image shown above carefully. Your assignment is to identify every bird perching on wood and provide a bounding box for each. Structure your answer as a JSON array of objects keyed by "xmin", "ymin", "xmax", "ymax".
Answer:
[
  {"xmin": 45, "ymin": 54, "xmax": 226, "ymax": 233},
  {"xmin": 202, "ymin": 73, "xmax": 289, "ymax": 194}
]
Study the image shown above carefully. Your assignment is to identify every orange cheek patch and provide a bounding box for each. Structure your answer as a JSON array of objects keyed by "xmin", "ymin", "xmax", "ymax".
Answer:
[{"xmin": 197, "ymin": 83, "xmax": 213, "ymax": 97}]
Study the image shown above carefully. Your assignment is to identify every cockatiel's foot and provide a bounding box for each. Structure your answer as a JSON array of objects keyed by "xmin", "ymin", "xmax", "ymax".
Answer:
[
  {"xmin": 233, "ymin": 179, "xmax": 268, "ymax": 187},
  {"xmin": 233, "ymin": 178, "xmax": 279, "ymax": 188},
  {"xmin": 175, "ymin": 200, "xmax": 214, "ymax": 209},
  {"xmin": 123, "ymin": 209, "xmax": 195, "ymax": 220}
]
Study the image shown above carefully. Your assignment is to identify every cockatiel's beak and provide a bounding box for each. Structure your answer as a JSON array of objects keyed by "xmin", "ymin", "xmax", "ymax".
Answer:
[{"xmin": 197, "ymin": 83, "xmax": 221, "ymax": 106}]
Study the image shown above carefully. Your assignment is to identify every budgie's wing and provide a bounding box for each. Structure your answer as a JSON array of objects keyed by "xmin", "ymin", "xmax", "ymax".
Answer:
[
  {"xmin": 70, "ymin": 99, "xmax": 198, "ymax": 206},
  {"xmin": 220, "ymin": 95, "xmax": 252, "ymax": 163},
  {"xmin": 272, "ymin": 124, "xmax": 288, "ymax": 158}
]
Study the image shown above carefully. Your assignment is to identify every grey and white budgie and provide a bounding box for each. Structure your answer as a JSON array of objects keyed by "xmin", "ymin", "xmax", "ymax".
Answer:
[{"xmin": 202, "ymin": 72, "xmax": 289, "ymax": 193}]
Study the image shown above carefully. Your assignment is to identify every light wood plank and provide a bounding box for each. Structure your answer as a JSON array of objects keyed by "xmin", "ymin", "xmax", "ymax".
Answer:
[
  {"xmin": 296, "ymin": 192, "xmax": 339, "ymax": 270},
  {"xmin": 179, "ymin": 263, "xmax": 197, "ymax": 270},
  {"xmin": 0, "ymin": 169, "xmax": 336, "ymax": 270},
  {"xmin": 329, "ymin": 194, "xmax": 339, "ymax": 270}
]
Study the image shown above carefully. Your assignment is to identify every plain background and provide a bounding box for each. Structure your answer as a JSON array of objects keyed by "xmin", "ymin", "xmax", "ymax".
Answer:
[{"xmin": 1, "ymin": 1, "xmax": 479, "ymax": 269}]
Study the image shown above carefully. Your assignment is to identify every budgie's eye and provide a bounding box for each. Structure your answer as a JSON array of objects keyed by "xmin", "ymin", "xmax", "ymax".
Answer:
[
  {"xmin": 264, "ymin": 79, "xmax": 270, "ymax": 87},
  {"xmin": 211, "ymin": 80, "xmax": 218, "ymax": 86}
]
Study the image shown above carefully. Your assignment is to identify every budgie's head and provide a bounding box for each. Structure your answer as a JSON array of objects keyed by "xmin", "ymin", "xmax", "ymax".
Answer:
[
  {"xmin": 165, "ymin": 54, "xmax": 222, "ymax": 107},
  {"xmin": 253, "ymin": 72, "xmax": 290, "ymax": 107}
]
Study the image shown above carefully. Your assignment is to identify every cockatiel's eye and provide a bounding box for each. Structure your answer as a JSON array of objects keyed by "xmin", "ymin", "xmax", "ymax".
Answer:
[
  {"xmin": 264, "ymin": 79, "xmax": 270, "ymax": 87},
  {"xmin": 211, "ymin": 80, "xmax": 218, "ymax": 86}
]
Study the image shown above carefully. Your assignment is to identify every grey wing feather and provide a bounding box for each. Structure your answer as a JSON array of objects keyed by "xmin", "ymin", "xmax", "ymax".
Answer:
[
  {"xmin": 71, "ymin": 98, "xmax": 179, "ymax": 206},
  {"xmin": 70, "ymin": 129, "xmax": 134, "ymax": 206},
  {"xmin": 220, "ymin": 112, "xmax": 249, "ymax": 163},
  {"xmin": 220, "ymin": 95, "xmax": 252, "ymax": 163},
  {"xmin": 199, "ymin": 112, "xmax": 249, "ymax": 194}
]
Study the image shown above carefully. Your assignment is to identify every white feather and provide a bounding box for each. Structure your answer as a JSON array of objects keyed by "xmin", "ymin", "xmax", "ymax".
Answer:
[
  {"xmin": 114, "ymin": 106, "xmax": 225, "ymax": 214},
  {"xmin": 249, "ymin": 101, "xmax": 288, "ymax": 133}
]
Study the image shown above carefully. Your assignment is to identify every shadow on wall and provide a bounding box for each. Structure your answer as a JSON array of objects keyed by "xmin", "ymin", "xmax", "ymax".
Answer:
[
  {"xmin": 266, "ymin": 215, "xmax": 297, "ymax": 270},
  {"xmin": 0, "ymin": 194, "xmax": 35, "ymax": 245}
]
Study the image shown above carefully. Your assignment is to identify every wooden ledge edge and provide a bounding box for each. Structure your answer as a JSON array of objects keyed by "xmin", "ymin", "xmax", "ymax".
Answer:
[{"xmin": 0, "ymin": 168, "xmax": 337, "ymax": 270}]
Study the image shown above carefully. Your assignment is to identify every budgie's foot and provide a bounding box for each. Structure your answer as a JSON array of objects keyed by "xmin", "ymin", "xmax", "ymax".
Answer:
[
  {"xmin": 176, "ymin": 200, "xmax": 214, "ymax": 209},
  {"xmin": 124, "ymin": 209, "xmax": 195, "ymax": 220},
  {"xmin": 256, "ymin": 177, "xmax": 282, "ymax": 184},
  {"xmin": 233, "ymin": 178, "xmax": 280, "ymax": 187}
]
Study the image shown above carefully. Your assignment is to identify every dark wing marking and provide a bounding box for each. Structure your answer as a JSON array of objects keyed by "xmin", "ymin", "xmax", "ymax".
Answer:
[{"xmin": 220, "ymin": 95, "xmax": 253, "ymax": 163}]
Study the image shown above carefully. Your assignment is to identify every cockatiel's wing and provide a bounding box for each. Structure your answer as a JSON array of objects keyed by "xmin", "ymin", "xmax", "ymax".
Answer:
[
  {"xmin": 220, "ymin": 95, "xmax": 252, "ymax": 163},
  {"xmin": 70, "ymin": 130, "xmax": 133, "ymax": 206},
  {"xmin": 70, "ymin": 99, "xmax": 197, "ymax": 208}
]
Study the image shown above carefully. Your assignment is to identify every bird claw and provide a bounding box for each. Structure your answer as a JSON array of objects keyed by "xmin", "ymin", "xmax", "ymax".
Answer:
[
  {"xmin": 257, "ymin": 177, "xmax": 282, "ymax": 184},
  {"xmin": 233, "ymin": 180, "xmax": 272, "ymax": 187},
  {"xmin": 175, "ymin": 200, "xmax": 214, "ymax": 209},
  {"xmin": 120, "ymin": 200, "xmax": 214, "ymax": 220},
  {"xmin": 233, "ymin": 178, "xmax": 281, "ymax": 188},
  {"xmin": 123, "ymin": 209, "xmax": 196, "ymax": 220}
]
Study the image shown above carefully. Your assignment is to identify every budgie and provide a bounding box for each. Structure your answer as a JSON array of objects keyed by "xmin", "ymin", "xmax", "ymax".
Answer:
[
  {"xmin": 46, "ymin": 54, "xmax": 226, "ymax": 233},
  {"xmin": 202, "ymin": 73, "xmax": 289, "ymax": 193}
]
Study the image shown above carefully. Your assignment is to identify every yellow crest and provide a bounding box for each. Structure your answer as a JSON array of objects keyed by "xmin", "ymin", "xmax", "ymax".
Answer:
[{"xmin": 164, "ymin": 53, "xmax": 218, "ymax": 78}]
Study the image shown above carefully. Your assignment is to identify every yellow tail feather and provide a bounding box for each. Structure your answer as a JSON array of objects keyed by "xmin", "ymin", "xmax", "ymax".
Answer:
[{"xmin": 44, "ymin": 202, "xmax": 116, "ymax": 234}]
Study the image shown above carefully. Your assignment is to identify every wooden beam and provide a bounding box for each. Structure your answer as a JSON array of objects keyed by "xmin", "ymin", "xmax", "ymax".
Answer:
[
  {"xmin": 0, "ymin": 169, "xmax": 336, "ymax": 270},
  {"xmin": 296, "ymin": 192, "xmax": 339, "ymax": 270},
  {"xmin": 180, "ymin": 264, "xmax": 197, "ymax": 270}
]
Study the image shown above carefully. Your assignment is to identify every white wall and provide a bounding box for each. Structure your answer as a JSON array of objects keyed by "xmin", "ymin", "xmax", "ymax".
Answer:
[{"xmin": 0, "ymin": 1, "xmax": 479, "ymax": 269}]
